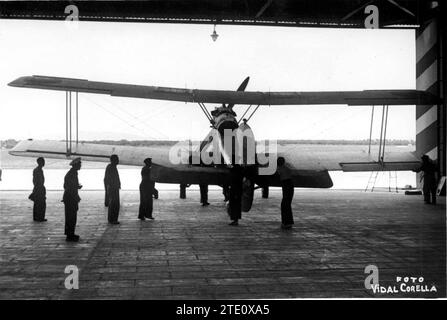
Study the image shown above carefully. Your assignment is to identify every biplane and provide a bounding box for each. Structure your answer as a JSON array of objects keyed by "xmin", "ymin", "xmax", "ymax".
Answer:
[{"xmin": 7, "ymin": 75, "xmax": 438, "ymax": 211}]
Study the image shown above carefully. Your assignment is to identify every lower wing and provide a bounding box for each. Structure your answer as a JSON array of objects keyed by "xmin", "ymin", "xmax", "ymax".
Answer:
[{"xmin": 10, "ymin": 140, "xmax": 419, "ymax": 188}]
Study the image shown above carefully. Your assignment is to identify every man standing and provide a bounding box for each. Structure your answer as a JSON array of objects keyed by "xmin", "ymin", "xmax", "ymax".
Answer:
[
  {"xmin": 104, "ymin": 155, "xmax": 121, "ymax": 224},
  {"xmin": 199, "ymin": 184, "xmax": 210, "ymax": 206},
  {"xmin": 138, "ymin": 158, "xmax": 155, "ymax": 220},
  {"xmin": 277, "ymin": 157, "xmax": 294, "ymax": 229},
  {"xmin": 30, "ymin": 157, "xmax": 47, "ymax": 222},
  {"xmin": 228, "ymin": 165, "xmax": 243, "ymax": 226},
  {"xmin": 414, "ymin": 155, "xmax": 438, "ymax": 205},
  {"xmin": 63, "ymin": 157, "xmax": 82, "ymax": 242}
]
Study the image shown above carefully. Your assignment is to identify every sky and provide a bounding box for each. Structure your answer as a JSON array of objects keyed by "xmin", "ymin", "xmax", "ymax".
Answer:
[{"xmin": 0, "ymin": 19, "xmax": 416, "ymax": 141}]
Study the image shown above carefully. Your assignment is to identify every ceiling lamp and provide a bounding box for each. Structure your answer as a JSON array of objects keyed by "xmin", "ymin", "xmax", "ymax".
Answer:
[{"xmin": 211, "ymin": 24, "xmax": 219, "ymax": 42}]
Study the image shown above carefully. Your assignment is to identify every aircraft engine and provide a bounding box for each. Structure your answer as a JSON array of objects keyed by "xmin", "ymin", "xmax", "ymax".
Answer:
[{"xmin": 213, "ymin": 108, "xmax": 238, "ymax": 137}]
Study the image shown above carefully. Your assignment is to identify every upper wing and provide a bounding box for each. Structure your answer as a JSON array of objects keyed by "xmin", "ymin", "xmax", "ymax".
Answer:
[{"xmin": 9, "ymin": 75, "xmax": 438, "ymax": 106}]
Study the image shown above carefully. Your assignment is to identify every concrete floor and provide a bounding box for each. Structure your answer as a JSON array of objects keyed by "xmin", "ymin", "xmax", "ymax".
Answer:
[{"xmin": 0, "ymin": 189, "xmax": 445, "ymax": 299}]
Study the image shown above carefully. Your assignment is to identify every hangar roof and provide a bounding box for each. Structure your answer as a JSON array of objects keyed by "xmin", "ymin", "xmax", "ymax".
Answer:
[{"xmin": 0, "ymin": 0, "xmax": 437, "ymax": 29}]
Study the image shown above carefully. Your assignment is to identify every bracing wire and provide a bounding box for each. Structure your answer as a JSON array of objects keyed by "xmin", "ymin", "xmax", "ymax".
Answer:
[
  {"xmin": 95, "ymin": 96, "xmax": 174, "ymax": 138},
  {"xmin": 81, "ymin": 95, "xmax": 169, "ymax": 139}
]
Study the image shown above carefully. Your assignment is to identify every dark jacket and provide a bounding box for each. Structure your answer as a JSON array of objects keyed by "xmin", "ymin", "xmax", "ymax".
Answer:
[
  {"xmin": 416, "ymin": 160, "xmax": 438, "ymax": 182},
  {"xmin": 104, "ymin": 164, "xmax": 121, "ymax": 190},
  {"xmin": 30, "ymin": 166, "xmax": 46, "ymax": 200},
  {"xmin": 140, "ymin": 166, "xmax": 155, "ymax": 191},
  {"xmin": 33, "ymin": 166, "xmax": 45, "ymax": 188},
  {"xmin": 63, "ymin": 168, "xmax": 81, "ymax": 203}
]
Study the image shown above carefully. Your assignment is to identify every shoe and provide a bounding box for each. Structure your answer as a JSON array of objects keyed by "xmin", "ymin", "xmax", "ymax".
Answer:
[
  {"xmin": 202, "ymin": 202, "xmax": 210, "ymax": 206},
  {"xmin": 146, "ymin": 216, "xmax": 155, "ymax": 220},
  {"xmin": 138, "ymin": 217, "xmax": 145, "ymax": 221},
  {"xmin": 37, "ymin": 219, "xmax": 47, "ymax": 222},
  {"xmin": 109, "ymin": 221, "xmax": 120, "ymax": 225},
  {"xmin": 66, "ymin": 235, "xmax": 79, "ymax": 242},
  {"xmin": 281, "ymin": 224, "xmax": 292, "ymax": 229},
  {"xmin": 229, "ymin": 221, "xmax": 238, "ymax": 226}
]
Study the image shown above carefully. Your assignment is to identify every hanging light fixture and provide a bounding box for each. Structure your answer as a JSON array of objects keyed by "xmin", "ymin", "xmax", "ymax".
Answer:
[{"xmin": 210, "ymin": 24, "xmax": 219, "ymax": 42}]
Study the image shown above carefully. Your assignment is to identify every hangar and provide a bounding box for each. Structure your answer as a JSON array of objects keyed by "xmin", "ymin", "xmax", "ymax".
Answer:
[
  {"xmin": 1, "ymin": 0, "xmax": 445, "ymax": 188},
  {"xmin": 0, "ymin": 0, "xmax": 446, "ymax": 300}
]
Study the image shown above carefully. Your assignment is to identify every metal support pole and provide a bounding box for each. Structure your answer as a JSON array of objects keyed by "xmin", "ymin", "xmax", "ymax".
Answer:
[
  {"xmin": 368, "ymin": 106, "xmax": 375, "ymax": 154},
  {"xmin": 76, "ymin": 92, "xmax": 79, "ymax": 146},
  {"xmin": 65, "ymin": 91, "xmax": 68, "ymax": 153},
  {"xmin": 69, "ymin": 91, "xmax": 72, "ymax": 154}
]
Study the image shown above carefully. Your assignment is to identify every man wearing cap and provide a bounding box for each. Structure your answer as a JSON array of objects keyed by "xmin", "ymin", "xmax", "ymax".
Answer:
[
  {"xmin": 414, "ymin": 155, "xmax": 438, "ymax": 205},
  {"xmin": 104, "ymin": 154, "xmax": 121, "ymax": 224},
  {"xmin": 139, "ymin": 158, "xmax": 155, "ymax": 220},
  {"xmin": 30, "ymin": 157, "xmax": 47, "ymax": 222},
  {"xmin": 63, "ymin": 157, "xmax": 82, "ymax": 242}
]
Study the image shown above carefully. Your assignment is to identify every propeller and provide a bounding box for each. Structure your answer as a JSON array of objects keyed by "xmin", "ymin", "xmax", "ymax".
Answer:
[{"xmin": 225, "ymin": 76, "xmax": 250, "ymax": 110}]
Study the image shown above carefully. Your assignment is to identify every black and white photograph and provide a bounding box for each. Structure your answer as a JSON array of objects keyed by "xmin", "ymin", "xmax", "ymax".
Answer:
[{"xmin": 0, "ymin": 0, "xmax": 446, "ymax": 305}]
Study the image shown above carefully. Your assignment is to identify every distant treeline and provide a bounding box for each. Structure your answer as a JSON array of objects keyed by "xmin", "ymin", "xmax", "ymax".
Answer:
[{"xmin": 1, "ymin": 138, "xmax": 415, "ymax": 149}]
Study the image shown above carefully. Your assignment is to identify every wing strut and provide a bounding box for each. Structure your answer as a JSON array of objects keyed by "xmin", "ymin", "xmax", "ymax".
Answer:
[
  {"xmin": 65, "ymin": 91, "xmax": 79, "ymax": 156},
  {"xmin": 237, "ymin": 105, "xmax": 252, "ymax": 124},
  {"xmin": 197, "ymin": 102, "xmax": 214, "ymax": 126},
  {"xmin": 378, "ymin": 105, "xmax": 389, "ymax": 164},
  {"xmin": 245, "ymin": 104, "xmax": 261, "ymax": 123},
  {"xmin": 367, "ymin": 104, "xmax": 389, "ymax": 165}
]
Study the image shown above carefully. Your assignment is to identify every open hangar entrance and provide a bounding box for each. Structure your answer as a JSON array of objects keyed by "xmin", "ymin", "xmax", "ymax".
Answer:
[{"xmin": 1, "ymin": 0, "xmax": 445, "ymax": 191}]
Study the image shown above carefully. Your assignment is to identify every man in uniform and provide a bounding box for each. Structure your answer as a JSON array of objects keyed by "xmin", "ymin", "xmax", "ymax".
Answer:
[
  {"xmin": 228, "ymin": 165, "xmax": 243, "ymax": 226},
  {"xmin": 63, "ymin": 157, "xmax": 82, "ymax": 242},
  {"xmin": 138, "ymin": 158, "xmax": 155, "ymax": 220},
  {"xmin": 104, "ymin": 154, "xmax": 121, "ymax": 224},
  {"xmin": 30, "ymin": 157, "xmax": 47, "ymax": 222},
  {"xmin": 414, "ymin": 155, "xmax": 438, "ymax": 205},
  {"xmin": 277, "ymin": 157, "xmax": 295, "ymax": 229}
]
